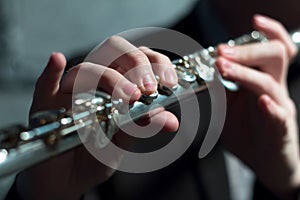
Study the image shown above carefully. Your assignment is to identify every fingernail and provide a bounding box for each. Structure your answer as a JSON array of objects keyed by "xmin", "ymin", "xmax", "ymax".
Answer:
[
  {"xmin": 142, "ymin": 74, "xmax": 157, "ymax": 92},
  {"xmin": 163, "ymin": 68, "xmax": 177, "ymax": 86}
]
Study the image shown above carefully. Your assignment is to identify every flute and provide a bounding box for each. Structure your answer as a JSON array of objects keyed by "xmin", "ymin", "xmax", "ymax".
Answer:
[{"xmin": 0, "ymin": 29, "xmax": 299, "ymax": 177}]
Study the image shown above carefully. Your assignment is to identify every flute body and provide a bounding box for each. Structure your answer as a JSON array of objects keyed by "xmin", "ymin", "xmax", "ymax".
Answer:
[{"xmin": 0, "ymin": 29, "xmax": 299, "ymax": 177}]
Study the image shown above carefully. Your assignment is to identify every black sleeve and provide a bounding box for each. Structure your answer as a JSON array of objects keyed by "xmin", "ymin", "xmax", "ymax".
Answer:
[
  {"xmin": 252, "ymin": 179, "xmax": 281, "ymax": 200},
  {"xmin": 5, "ymin": 180, "xmax": 23, "ymax": 200},
  {"xmin": 5, "ymin": 179, "xmax": 86, "ymax": 200},
  {"xmin": 253, "ymin": 179, "xmax": 300, "ymax": 200}
]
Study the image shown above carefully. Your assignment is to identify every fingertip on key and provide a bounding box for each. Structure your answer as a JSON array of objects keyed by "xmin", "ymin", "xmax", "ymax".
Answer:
[{"xmin": 140, "ymin": 74, "xmax": 157, "ymax": 95}]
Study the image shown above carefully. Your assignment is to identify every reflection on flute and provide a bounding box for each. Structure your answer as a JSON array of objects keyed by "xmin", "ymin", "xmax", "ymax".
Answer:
[{"xmin": 0, "ymin": 28, "xmax": 299, "ymax": 177}]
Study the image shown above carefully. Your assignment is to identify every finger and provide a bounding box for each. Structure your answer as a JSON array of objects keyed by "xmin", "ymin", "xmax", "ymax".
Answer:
[
  {"xmin": 216, "ymin": 57, "xmax": 281, "ymax": 101},
  {"xmin": 61, "ymin": 62, "xmax": 141, "ymax": 104},
  {"xmin": 35, "ymin": 52, "xmax": 67, "ymax": 97},
  {"xmin": 112, "ymin": 49, "xmax": 157, "ymax": 95},
  {"xmin": 253, "ymin": 14, "xmax": 298, "ymax": 60},
  {"xmin": 217, "ymin": 41, "xmax": 288, "ymax": 82},
  {"xmin": 139, "ymin": 107, "xmax": 179, "ymax": 133},
  {"xmin": 113, "ymin": 108, "xmax": 179, "ymax": 148},
  {"xmin": 30, "ymin": 53, "xmax": 67, "ymax": 114},
  {"xmin": 139, "ymin": 47, "xmax": 178, "ymax": 88},
  {"xmin": 88, "ymin": 36, "xmax": 157, "ymax": 95},
  {"xmin": 150, "ymin": 111, "xmax": 179, "ymax": 133}
]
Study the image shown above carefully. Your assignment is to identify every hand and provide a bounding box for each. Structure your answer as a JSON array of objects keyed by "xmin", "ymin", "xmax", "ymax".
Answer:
[
  {"xmin": 18, "ymin": 37, "xmax": 179, "ymax": 200},
  {"xmin": 216, "ymin": 14, "xmax": 300, "ymax": 199}
]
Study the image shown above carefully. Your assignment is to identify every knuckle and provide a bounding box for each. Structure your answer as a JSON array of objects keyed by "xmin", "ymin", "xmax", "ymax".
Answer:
[
  {"xmin": 265, "ymin": 73, "xmax": 274, "ymax": 83},
  {"xmin": 103, "ymin": 67, "xmax": 119, "ymax": 78},
  {"xmin": 272, "ymin": 40, "xmax": 286, "ymax": 54},
  {"xmin": 236, "ymin": 45, "xmax": 252, "ymax": 62},
  {"xmin": 138, "ymin": 46, "xmax": 150, "ymax": 51},
  {"xmin": 105, "ymin": 67, "xmax": 118, "ymax": 75},
  {"xmin": 262, "ymin": 74, "xmax": 276, "ymax": 91},
  {"xmin": 270, "ymin": 40, "xmax": 288, "ymax": 66},
  {"xmin": 126, "ymin": 50, "xmax": 149, "ymax": 67},
  {"xmin": 138, "ymin": 46, "xmax": 172, "ymax": 65},
  {"xmin": 103, "ymin": 35, "xmax": 124, "ymax": 46},
  {"xmin": 158, "ymin": 53, "xmax": 172, "ymax": 64},
  {"xmin": 265, "ymin": 73, "xmax": 276, "ymax": 86},
  {"xmin": 273, "ymin": 20, "xmax": 285, "ymax": 31},
  {"xmin": 272, "ymin": 40, "xmax": 287, "ymax": 57},
  {"xmin": 150, "ymin": 52, "xmax": 172, "ymax": 65},
  {"xmin": 74, "ymin": 62, "xmax": 92, "ymax": 70}
]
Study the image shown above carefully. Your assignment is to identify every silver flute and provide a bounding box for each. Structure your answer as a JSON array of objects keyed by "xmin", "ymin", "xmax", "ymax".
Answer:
[{"xmin": 0, "ymin": 29, "xmax": 299, "ymax": 177}]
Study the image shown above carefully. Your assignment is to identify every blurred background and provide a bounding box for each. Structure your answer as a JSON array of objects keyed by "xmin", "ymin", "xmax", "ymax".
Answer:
[{"xmin": 0, "ymin": 0, "xmax": 197, "ymax": 126}]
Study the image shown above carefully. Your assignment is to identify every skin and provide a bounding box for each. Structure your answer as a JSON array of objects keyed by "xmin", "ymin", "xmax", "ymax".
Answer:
[
  {"xmin": 18, "ymin": 37, "xmax": 179, "ymax": 200},
  {"xmin": 215, "ymin": 15, "xmax": 300, "ymax": 199},
  {"xmin": 15, "ymin": 15, "xmax": 300, "ymax": 200}
]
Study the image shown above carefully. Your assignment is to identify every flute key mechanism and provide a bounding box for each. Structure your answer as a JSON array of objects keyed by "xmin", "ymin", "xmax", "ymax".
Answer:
[{"xmin": 0, "ymin": 29, "xmax": 299, "ymax": 177}]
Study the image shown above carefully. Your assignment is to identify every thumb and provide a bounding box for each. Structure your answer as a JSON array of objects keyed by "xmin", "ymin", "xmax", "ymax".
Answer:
[
  {"xmin": 35, "ymin": 52, "xmax": 67, "ymax": 96},
  {"xmin": 137, "ymin": 107, "xmax": 179, "ymax": 133},
  {"xmin": 30, "ymin": 52, "xmax": 66, "ymax": 115}
]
